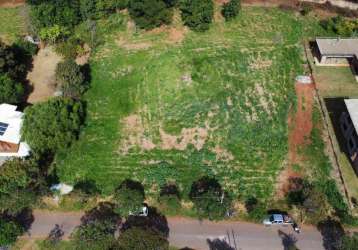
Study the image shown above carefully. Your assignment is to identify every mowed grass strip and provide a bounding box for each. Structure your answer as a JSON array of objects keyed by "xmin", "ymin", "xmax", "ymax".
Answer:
[
  {"xmin": 0, "ymin": 7, "xmax": 26, "ymax": 43},
  {"xmin": 56, "ymin": 7, "xmax": 328, "ymax": 199}
]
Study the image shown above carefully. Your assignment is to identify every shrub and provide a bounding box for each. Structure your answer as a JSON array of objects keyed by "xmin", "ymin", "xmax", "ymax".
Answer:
[
  {"xmin": 158, "ymin": 194, "xmax": 181, "ymax": 213},
  {"xmin": 22, "ymin": 98, "xmax": 85, "ymax": 154},
  {"xmin": 55, "ymin": 37, "xmax": 83, "ymax": 59},
  {"xmin": 116, "ymin": 227, "xmax": 169, "ymax": 250},
  {"xmin": 39, "ymin": 25, "xmax": 70, "ymax": 44},
  {"xmin": 14, "ymin": 38, "xmax": 38, "ymax": 57},
  {"xmin": 113, "ymin": 179, "xmax": 145, "ymax": 217},
  {"xmin": 300, "ymin": 2, "xmax": 313, "ymax": 16},
  {"xmin": 320, "ymin": 16, "xmax": 358, "ymax": 37},
  {"xmin": 128, "ymin": 0, "xmax": 173, "ymax": 30},
  {"xmin": 0, "ymin": 159, "xmax": 42, "ymax": 215},
  {"xmin": 222, "ymin": 0, "xmax": 241, "ymax": 21},
  {"xmin": 0, "ymin": 73, "xmax": 24, "ymax": 104},
  {"xmin": 180, "ymin": 0, "xmax": 214, "ymax": 32},
  {"xmin": 245, "ymin": 196, "xmax": 266, "ymax": 221},
  {"xmin": 189, "ymin": 176, "xmax": 232, "ymax": 220},
  {"xmin": 55, "ymin": 59, "xmax": 86, "ymax": 99},
  {"xmin": 0, "ymin": 219, "xmax": 23, "ymax": 247},
  {"xmin": 0, "ymin": 40, "xmax": 27, "ymax": 81}
]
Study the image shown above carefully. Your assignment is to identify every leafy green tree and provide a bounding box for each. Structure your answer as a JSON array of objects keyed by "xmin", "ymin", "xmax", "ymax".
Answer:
[
  {"xmin": 0, "ymin": 219, "xmax": 23, "ymax": 247},
  {"xmin": 22, "ymin": 98, "xmax": 85, "ymax": 154},
  {"xmin": 113, "ymin": 179, "xmax": 145, "ymax": 217},
  {"xmin": 72, "ymin": 202, "xmax": 120, "ymax": 250},
  {"xmin": 189, "ymin": 177, "xmax": 232, "ymax": 220},
  {"xmin": 128, "ymin": 0, "xmax": 173, "ymax": 30},
  {"xmin": 0, "ymin": 41, "xmax": 27, "ymax": 81},
  {"xmin": 115, "ymin": 227, "xmax": 169, "ymax": 250},
  {"xmin": 55, "ymin": 59, "xmax": 86, "ymax": 99},
  {"xmin": 39, "ymin": 25, "xmax": 70, "ymax": 44},
  {"xmin": 222, "ymin": 0, "xmax": 241, "ymax": 21},
  {"xmin": 340, "ymin": 232, "xmax": 358, "ymax": 250},
  {"xmin": 0, "ymin": 159, "xmax": 42, "ymax": 215},
  {"xmin": 0, "ymin": 73, "xmax": 24, "ymax": 104},
  {"xmin": 180, "ymin": 0, "xmax": 214, "ymax": 32}
]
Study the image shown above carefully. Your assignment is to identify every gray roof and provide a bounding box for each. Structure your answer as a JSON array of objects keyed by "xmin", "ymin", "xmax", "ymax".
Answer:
[
  {"xmin": 345, "ymin": 99, "xmax": 358, "ymax": 134},
  {"xmin": 316, "ymin": 38, "xmax": 358, "ymax": 57}
]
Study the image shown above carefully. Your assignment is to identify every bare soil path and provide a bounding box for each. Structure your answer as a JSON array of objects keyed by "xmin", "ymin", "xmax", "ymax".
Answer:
[
  {"xmin": 0, "ymin": 0, "xmax": 25, "ymax": 8},
  {"xmin": 27, "ymin": 47, "xmax": 62, "ymax": 104},
  {"xmin": 277, "ymin": 82, "xmax": 315, "ymax": 197}
]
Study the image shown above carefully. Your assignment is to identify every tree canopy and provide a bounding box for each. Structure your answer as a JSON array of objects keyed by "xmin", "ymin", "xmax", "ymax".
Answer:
[
  {"xmin": 189, "ymin": 177, "xmax": 232, "ymax": 220},
  {"xmin": 55, "ymin": 59, "xmax": 86, "ymax": 99},
  {"xmin": 0, "ymin": 159, "xmax": 42, "ymax": 215},
  {"xmin": 113, "ymin": 179, "xmax": 145, "ymax": 217},
  {"xmin": 0, "ymin": 74, "xmax": 24, "ymax": 104},
  {"xmin": 180, "ymin": 0, "xmax": 214, "ymax": 32},
  {"xmin": 128, "ymin": 0, "xmax": 173, "ymax": 30},
  {"xmin": 0, "ymin": 41, "xmax": 27, "ymax": 81},
  {"xmin": 222, "ymin": 0, "xmax": 241, "ymax": 21},
  {"xmin": 115, "ymin": 227, "xmax": 169, "ymax": 250},
  {"xmin": 22, "ymin": 98, "xmax": 85, "ymax": 154},
  {"xmin": 0, "ymin": 219, "xmax": 23, "ymax": 247}
]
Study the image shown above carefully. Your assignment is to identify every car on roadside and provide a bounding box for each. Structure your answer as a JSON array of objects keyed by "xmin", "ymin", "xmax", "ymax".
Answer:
[{"xmin": 263, "ymin": 214, "xmax": 293, "ymax": 226}]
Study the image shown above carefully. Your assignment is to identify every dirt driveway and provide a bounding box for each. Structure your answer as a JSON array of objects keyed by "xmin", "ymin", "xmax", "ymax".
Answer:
[{"xmin": 27, "ymin": 47, "xmax": 62, "ymax": 104}]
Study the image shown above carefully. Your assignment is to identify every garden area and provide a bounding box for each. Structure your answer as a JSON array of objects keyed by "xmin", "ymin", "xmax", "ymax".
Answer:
[{"xmin": 55, "ymin": 7, "xmax": 327, "ymax": 202}]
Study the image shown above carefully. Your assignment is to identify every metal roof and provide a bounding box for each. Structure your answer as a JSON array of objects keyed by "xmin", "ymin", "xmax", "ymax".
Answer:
[
  {"xmin": 316, "ymin": 38, "xmax": 358, "ymax": 57},
  {"xmin": 0, "ymin": 104, "xmax": 23, "ymax": 144}
]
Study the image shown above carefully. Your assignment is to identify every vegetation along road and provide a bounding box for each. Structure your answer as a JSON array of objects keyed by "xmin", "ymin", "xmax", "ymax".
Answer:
[{"xmin": 25, "ymin": 210, "xmax": 324, "ymax": 250}]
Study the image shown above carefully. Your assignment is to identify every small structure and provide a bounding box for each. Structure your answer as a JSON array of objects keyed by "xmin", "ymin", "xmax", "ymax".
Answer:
[
  {"xmin": 314, "ymin": 38, "xmax": 358, "ymax": 81},
  {"xmin": 340, "ymin": 99, "xmax": 358, "ymax": 174},
  {"xmin": 0, "ymin": 104, "xmax": 30, "ymax": 157}
]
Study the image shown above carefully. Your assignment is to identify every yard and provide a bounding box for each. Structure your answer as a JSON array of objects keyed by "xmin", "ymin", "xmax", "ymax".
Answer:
[
  {"xmin": 55, "ymin": 7, "xmax": 328, "ymax": 201},
  {"xmin": 0, "ymin": 6, "xmax": 26, "ymax": 44}
]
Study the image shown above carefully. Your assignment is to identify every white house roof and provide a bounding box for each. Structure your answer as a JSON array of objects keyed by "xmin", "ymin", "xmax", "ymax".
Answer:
[
  {"xmin": 316, "ymin": 38, "xmax": 358, "ymax": 57},
  {"xmin": 345, "ymin": 99, "xmax": 358, "ymax": 134},
  {"xmin": 0, "ymin": 103, "xmax": 24, "ymax": 144}
]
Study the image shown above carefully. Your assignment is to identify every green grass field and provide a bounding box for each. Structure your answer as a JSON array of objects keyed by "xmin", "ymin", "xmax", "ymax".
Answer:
[
  {"xmin": 0, "ymin": 7, "xmax": 26, "ymax": 44},
  {"xmin": 56, "ymin": 7, "xmax": 328, "ymax": 200}
]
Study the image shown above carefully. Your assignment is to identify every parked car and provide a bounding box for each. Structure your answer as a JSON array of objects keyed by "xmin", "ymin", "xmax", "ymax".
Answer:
[
  {"xmin": 263, "ymin": 214, "xmax": 293, "ymax": 226},
  {"xmin": 129, "ymin": 204, "xmax": 149, "ymax": 217}
]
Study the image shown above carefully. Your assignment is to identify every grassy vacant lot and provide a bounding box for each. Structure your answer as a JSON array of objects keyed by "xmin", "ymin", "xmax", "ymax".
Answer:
[
  {"xmin": 0, "ymin": 6, "xmax": 26, "ymax": 43},
  {"xmin": 314, "ymin": 66, "xmax": 358, "ymax": 97},
  {"xmin": 56, "ymin": 7, "xmax": 327, "ymax": 200}
]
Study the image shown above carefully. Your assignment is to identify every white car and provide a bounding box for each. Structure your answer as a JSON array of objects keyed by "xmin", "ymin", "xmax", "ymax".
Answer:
[{"xmin": 263, "ymin": 214, "xmax": 293, "ymax": 226}]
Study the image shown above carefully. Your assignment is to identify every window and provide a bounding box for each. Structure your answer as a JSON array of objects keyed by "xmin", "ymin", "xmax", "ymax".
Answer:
[{"xmin": 0, "ymin": 122, "xmax": 9, "ymax": 136}]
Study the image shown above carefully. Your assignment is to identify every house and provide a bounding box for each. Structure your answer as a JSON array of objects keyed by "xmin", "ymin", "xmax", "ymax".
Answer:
[
  {"xmin": 340, "ymin": 99, "xmax": 358, "ymax": 175},
  {"xmin": 314, "ymin": 38, "xmax": 358, "ymax": 81},
  {"xmin": 0, "ymin": 103, "xmax": 30, "ymax": 157}
]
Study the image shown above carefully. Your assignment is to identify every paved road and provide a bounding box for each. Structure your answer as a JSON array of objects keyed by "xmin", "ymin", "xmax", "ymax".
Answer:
[{"xmin": 25, "ymin": 210, "xmax": 324, "ymax": 250}]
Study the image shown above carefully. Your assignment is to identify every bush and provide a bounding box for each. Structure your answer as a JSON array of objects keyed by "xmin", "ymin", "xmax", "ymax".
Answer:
[
  {"xmin": 320, "ymin": 16, "xmax": 358, "ymax": 37},
  {"xmin": 0, "ymin": 219, "xmax": 23, "ymax": 247},
  {"xmin": 0, "ymin": 40, "xmax": 27, "ymax": 81},
  {"xmin": 15, "ymin": 38, "xmax": 38, "ymax": 57},
  {"xmin": 222, "ymin": 0, "xmax": 241, "ymax": 21},
  {"xmin": 245, "ymin": 196, "xmax": 266, "ymax": 221},
  {"xmin": 300, "ymin": 2, "xmax": 313, "ymax": 16},
  {"xmin": 39, "ymin": 25, "xmax": 70, "ymax": 44},
  {"xmin": 55, "ymin": 59, "xmax": 87, "ymax": 99},
  {"xmin": 189, "ymin": 177, "xmax": 232, "ymax": 220},
  {"xmin": 0, "ymin": 73, "xmax": 24, "ymax": 104},
  {"xmin": 55, "ymin": 37, "xmax": 83, "ymax": 59},
  {"xmin": 22, "ymin": 98, "xmax": 85, "ymax": 154},
  {"xmin": 113, "ymin": 179, "xmax": 145, "ymax": 217},
  {"xmin": 180, "ymin": 0, "xmax": 214, "ymax": 32},
  {"xmin": 158, "ymin": 194, "xmax": 181, "ymax": 213},
  {"xmin": 128, "ymin": 0, "xmax": 173, "ymax": 30}
]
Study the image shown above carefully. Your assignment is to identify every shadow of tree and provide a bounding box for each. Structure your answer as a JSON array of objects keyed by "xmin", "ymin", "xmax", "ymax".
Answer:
[
  {"xmin": 74, "ymin": 179, "xmax": 100, "ymax": 195},
  {"xmin": 278, "ymin": 230, "xmax": 298, "ymax": 250},
  {"xmin": 117, "ymin": 179, "xmax": 145, "ymax": 197},
  {"xmin": 122, "ymin": 206, "xmax": 169, "ymax": 238},
  {"xmin": 317, "ymin": 217, "xmax": 345, "ymax": 250},
  {"xmin": 207, "ymin": 238, "xmax": 235, "ymax": 250}
]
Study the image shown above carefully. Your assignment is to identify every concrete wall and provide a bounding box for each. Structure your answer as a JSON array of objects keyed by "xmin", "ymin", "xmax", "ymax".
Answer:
[{"xmin": 300, "ymin": 0, "xmax": 358, "ymax": 10}]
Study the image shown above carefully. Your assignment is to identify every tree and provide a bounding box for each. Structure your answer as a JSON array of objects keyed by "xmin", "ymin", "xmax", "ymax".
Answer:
[
  {"xmin": 222, "ymin": 0, "xmax": 241, "ymax": 21},
  {"xmin": 72, "ymin": 202, "xmax": 120, "ymax": 250},
  {"xmin": 115, "ymin": 227, "xmax": 169, "ymax": 250},
  {"xmin": 0, "ymin": 41, "xmax": 27, "ymax": 81},
  {"xmin": 189, "ymin": 177, "xmax": 232, "ymax": 220},
  {"xmin": 340, "ymin": 232, "xmax": 358, "ymax": 250},
  {"xmin": 0, "ymin": 159, "xmax": 42, "ymax": 215},
  {"xmin": 0, "ymin": 219, "xmax": 23, "ymax": 247},
  {"xmin": 39, "ymin": 25, "xmax": 70, "ymax": 44},
  {"xmin": 180, "ymin": 0, "xmax": 214, "ymax": 32},
  {"xmin": 0, "ymin": 73, "xmax": 24, "ymax": 104},
  {"xmin": 128, "ymin": 0, "xmax": 173, "ymax": 30},
  {"xmin": 55, "ymin": 59, "xmax": 86, "ymax": 99},
  {"xmin": 22, "ymin": 98, "xmax": 85, "ymax": 154},
  {"xmin": 113, "ymin": 179, "xmax": 145, "ymax": 217}
]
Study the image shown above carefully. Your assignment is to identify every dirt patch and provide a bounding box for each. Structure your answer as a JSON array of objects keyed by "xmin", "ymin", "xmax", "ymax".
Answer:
[
  {"xmin": 168, "ymin": 27, "xmax": 188, "ymax": 44},
  {"xmin": 27, "ymin": 47, "xmax": 62, "ymax": 104},
  {"xmin": 249, "ymin": 59, "xmax": 272, "ymax": 70},
  {"xmin": 276, "ymin": 82, "xmax": 314, "ymax": 198},
  {"xmin": 0, "ymin": 0, "xmax": 25, "ymax": 7},
  {"xmin": 116, "ymin": 37, "xmax": 152, "ymax": 51},
  {"xmin": 75, "ymin": 44, "xmax": 91, "ymax": 65},
  {"xmin": 211, "ymin": 145, "xmax": 234, "ymax": 162}
]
